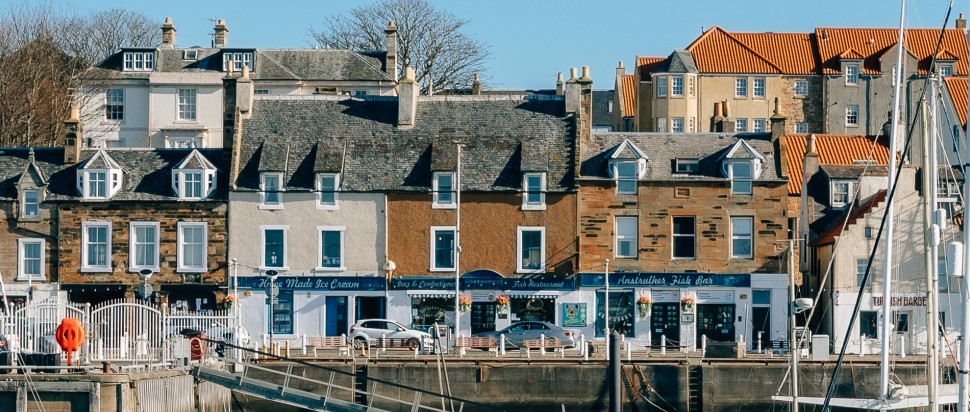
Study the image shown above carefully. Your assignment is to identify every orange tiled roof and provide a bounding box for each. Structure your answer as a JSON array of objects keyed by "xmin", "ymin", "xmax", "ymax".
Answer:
[
  {"xmin": 686, "ymin": 27, "xmax": 782, "ymax": 74},
  {"xmin": 730, "ymin": 32, "xmax": 819, "ymax": 74},
  {"xmin": 944, "ymin": 76, "xmax": 968, "ymax": 128},
  {"xmin": 783, "ymin": 134, "xmax": 891, "ymax": 195},
  {"xmin": 636, "ymin": 56, "xmax": 665, "ymax": 79},
  {"xmin": 621, "ymin": 74, "xmax": 636, "ymax": 117},
  {"xmin": 937, "ymin": 49, "xmax": 960, "ymax": 60},
  {"xmin": 815, "ymin": 28, "xmax": 968, "ymax": 75}
]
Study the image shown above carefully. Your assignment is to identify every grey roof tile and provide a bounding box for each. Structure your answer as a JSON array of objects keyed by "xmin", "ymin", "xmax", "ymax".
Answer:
[{"xmin": 238, "ymin": 96, "xmax": 575, "ymax": 193}]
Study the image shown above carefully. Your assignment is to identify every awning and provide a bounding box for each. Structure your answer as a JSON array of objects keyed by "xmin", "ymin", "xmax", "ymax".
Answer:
[
  {"xmin": 509, "ymin": 292, "xmax": 560, "ymax": 299},
  {"xmin": 407, "ymin": 290, "xmax": 456, "ymax": 298}
]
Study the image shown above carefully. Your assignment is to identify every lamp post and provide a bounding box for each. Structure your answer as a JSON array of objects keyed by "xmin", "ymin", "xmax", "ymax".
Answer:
[
  {"xmin": 232, "ymin": 258, "xmax": 241, "ymax": 365},
  {"xmin": 265, "ymin": 269, "xmax": 279, "ymax": 353},
  {"xmin": 605, "ymin": 259, "xmax": 610, "ymax": 360},
  {"xmin": 453, "ymin": 140, "xmax": 463, "ymax": 341}
]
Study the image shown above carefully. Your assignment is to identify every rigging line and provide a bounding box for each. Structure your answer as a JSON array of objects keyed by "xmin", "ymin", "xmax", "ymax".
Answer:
[{"xmin": 823, "ymin": 3, "xmax": 956, "ymax": 408}]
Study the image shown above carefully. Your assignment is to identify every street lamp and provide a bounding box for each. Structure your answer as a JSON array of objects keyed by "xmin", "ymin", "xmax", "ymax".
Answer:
[
  {"xmin": 265, "ymin": 270, "xmax": 279, "ymax": 353},
  {"xmin": 604, "ymin": 259, "xmax": 610, "ymax": 360},
  {"xmin": 136, "ymin": 268, "xmax": 154, "ymax": 301},
  {"xmin": 232, "ymin": 258, "xmax": 241, "ymax": 366},
  {"xmin": 453, "ymin": 140, "xmax": 464, "ymax": 341}
]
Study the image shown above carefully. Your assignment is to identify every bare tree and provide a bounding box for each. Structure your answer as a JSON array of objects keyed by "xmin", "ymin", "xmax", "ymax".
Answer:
[
  {"xmin": 308, "ymin": 0, "xmax": 489, "ymax": 94},
  {"xmin": 0, "ymin": 3, "xmax": 158, "ymax": 147}
]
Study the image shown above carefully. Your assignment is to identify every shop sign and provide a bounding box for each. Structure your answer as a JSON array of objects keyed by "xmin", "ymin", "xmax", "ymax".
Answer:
[
  {"xmin": 562, "ymin": 303, "xmax": 587, "ymax": 327},
  {"xmin": 872, "ymin": 295, "xmax": 927, "ymax": 307},
  {"xmin": 696, "ymin": 290, "xmax": 734, "ymax": 303},
  {"xmin": 578, "ymin": 272, "xmax": 750, "ymax": 288},
  {"xmin": 470, "ymin": 291, "xmax": 495, "ymax": 302},
  {"xmin": 237, "ymin": 276, "xmax": 385, "ymax": 291},
  {"xmin": 651, "ymin": 290, "xmax": 680, "ymax": 302},
  {"xmin": 392, "ymin": 278, "xmax": 456, "ymax": 290},
  {"xmin": 505, "ymin": 276, "xmax": 573, "ymax": 290},
  {"xmin": 391, "ymin": 276, "xmax": 573, "ymax": 291}
]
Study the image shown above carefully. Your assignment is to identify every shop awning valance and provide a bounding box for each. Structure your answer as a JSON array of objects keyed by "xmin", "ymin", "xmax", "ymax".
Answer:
[
  {"xmin": 407, "ymin": 290, "xmax": 456, "ymax": 298},
  {"xmin": 509, "ymin": 292, "xmax": 559, "ymax": 299}
]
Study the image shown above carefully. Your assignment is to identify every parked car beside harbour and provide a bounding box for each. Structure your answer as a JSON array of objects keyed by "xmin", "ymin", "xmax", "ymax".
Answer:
[
  {"xmin": 472, "ymin": 321, "xmax": 576, "ymax": 349},
  {"xmin": 349, "ymin": 319, "xmax": 434, "ymax": 351}
]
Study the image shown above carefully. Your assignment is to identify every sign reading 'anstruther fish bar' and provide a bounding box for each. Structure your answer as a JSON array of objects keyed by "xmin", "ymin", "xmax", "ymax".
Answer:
[{"xmin": 577, "ymin": 272, "xmax": 751, "ymax": 288}]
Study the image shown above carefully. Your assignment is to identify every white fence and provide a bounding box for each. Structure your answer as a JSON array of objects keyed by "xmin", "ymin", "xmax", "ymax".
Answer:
[{"xmin": 0, "ymin": 297, "xmax": 237, "ymax": 364}]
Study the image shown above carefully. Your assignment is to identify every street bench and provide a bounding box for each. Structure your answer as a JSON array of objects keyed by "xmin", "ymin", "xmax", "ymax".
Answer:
[
  {"xmin": 307, "ymin": 336, "xmax": 350, "ymax": 357},
  {"xmin": 375, "ymin": 337, "xmax": 422, "ymax": 358},
  {"xmin": 520, "ymin": 338, "xmax": 565, "ymax": 358},
  {"xmin": 457, "ymin": 336, "xmax": 498, "ymax": 357}
]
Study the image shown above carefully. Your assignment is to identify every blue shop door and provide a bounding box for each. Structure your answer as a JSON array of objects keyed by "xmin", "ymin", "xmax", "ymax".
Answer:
[{"xmin": 325, "ymin": 296, "xmax": 348, "ymax": 336}]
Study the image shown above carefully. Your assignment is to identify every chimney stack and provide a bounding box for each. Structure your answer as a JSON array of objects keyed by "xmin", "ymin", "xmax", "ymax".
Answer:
[
  {"xmin": 565, "ymin": 66, "xmax": 593, "ymax": 141},
  {"xmin": 471, "ymin": 73, "xmax": 481, "ymax": 95},
  {"xmin": 385, "ymin": 21, "xmax": 398, "ymax": 81},
  {"xmin": 555, "ymin": 72, "xmax": 564, "ymax": 95},
  {"xmin": 565, "ymin": 68, "xmax": 580, "ymax": 114},
  {"xmin": 213, "ymin": 19, "xmax": 228, "ymax": 48},
  {"xmin": 958, "ymin": 13, "xmax": 967, "ymax": 29},
  {"xmin": 161, "ymin": 17, "xmax": 176, "ymax": 49},
  {"xmin": 711, "ymin": 102, "xmax": 724, "ymax": 132},
  {"xmin": 236, "ymin": 65, "xmax": 254, "ymax": 120},
  {"xmin": 720, "ymin": 100, "xmax": 735, "ymax": 133},
  {"xmin": 398, "ymin": 67, "xmax": 419, "ymax": 128},
  {"xmin": 770, "ymin": 97, "xmax": 787, "ymax": 143},
  {"xmin": 64, "ymin": 107, "xmax": 82, "ymax": 164}
]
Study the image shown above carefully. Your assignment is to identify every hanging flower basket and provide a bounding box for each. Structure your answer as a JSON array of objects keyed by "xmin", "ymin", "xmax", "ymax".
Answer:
[
  {"xmin": 224, "ymin": 294, "xmax": 235, "ymax": 310},
  {"xmin": 636, "ymin": 296, "xmax": 651, "ymax": 319},
  {"xmin": 495, "ymin": 295, "xmax": 510, "ymax": 311},
  {"xmin": 681, "ymin": 296, "xmax": 695, "ymax": 312},
  {"xmin": 459, "ymin": 295, "xmax": 472, "ymax": 313}
]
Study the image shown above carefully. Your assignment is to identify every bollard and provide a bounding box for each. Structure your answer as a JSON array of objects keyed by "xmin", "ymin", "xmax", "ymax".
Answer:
[
  {"xmin": 581, "ymin": 335, "xmax": 588, "ymax": 361},
  {"xmin": 102, "ymin": 361, "xmax": 111, "ymax": 374},
  {"xmin": 661, "ymin": 335, "xmax": 666, "ymax": 355},
  {"xmin": 458, "ymin": 333, "xmax": 466, "ymax": 357},
  {"xmin": 540, "ymin": 333, "xmax": 546, "ymax": 356},
  {"xmin": 380, "ymin": 333, "xmax": 387, "ymax": 356},
  {"xmin": 285, "ymin": 341, "xmax": 290, "ymax": 358},
  {"xmin": 860, "ymin": 339, "xmax": 865, "ymax": 357},
  {"xmin": 302, "ymin": 335, "xmax": 308, "ymax": 356},
  {"xmin": 701, "ymin": 335, "xmax": 707, "ymax": 358},
  {"xmin": 757, "ymin": 331, "xmax": 763, "ymax": 354},
  {"xmin": 626, "ymin": 341, "xmax": 632, "ymax": 361},
  {"xmin": 500, "ymin": 334, "xmax": 506, "ymax": 356},
  {"xmin": 899, "ymin": 336, "xmax": 906, "ymax": 358}
]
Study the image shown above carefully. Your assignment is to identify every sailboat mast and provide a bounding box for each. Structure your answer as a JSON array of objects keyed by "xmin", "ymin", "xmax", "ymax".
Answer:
[
  {"xmin": 881, "ymin": 0, "xmax": 906, "ymax": 400},
  {"xmin": 959, "ymin": 26, "xmax": 970, "ymax": 411},
  {"xmin": 923, "ymin": 76, "xmax": 940, "ymax": 412}
]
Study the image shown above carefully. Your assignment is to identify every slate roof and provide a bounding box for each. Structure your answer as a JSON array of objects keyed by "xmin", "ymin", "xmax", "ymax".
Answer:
[
  {"xmin": 592, "ymin": 90, "xmax": 614, "ymax": 127},
  {"xmin": 782, "ymin": 134, "xmax": 891, "ymax": 195},
  {"xmin": 237, "ymin": 95, "xmax": 574, "ymax": 193},
  {"xmin": 579, "ymin": 133, "xmax": 784, "ymax": 182},
  {"xmin": 653, "ymin": 50, "xmax": 698, "ymax": 73},
  {"xmin": 820, "ymin": 165, "xmax": 888, "ymax": 179},
  {"xmin": 86, "ymin": 48, "xmax": 392, "ymax": 82},
  {"xmin": 813, "ymin": 189, "xmax": 887, "ymax": 246},
  {"xmin": 0, "ymin": 148, "xmax": 230, "ymax": 202}
]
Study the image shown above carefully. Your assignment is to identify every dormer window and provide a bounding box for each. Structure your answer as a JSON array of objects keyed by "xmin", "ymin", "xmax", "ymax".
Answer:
[
  {"xmin": 607, "ymin": 139, "xmax": 649, "ymax": 195},
  {"xmin": 22, "ymin": 189, "xmax": 40, "ymax": 218},
  {"xmin": 260, "ymin": 172, "xmax": 283, "ymax": 209},
  {"xmin": 433, "ymin": 172, "xmax": 456, "ymax": 209},
  {"xmin": 675, "ymin": 159, "xmax": 700, "ymax": 174},
  {"xmin": 171, "ymin": 150, "xmax": 217, "ymax": 200},
  {"xmin": 728, "ymin": 161, "xmax": 753, "ymax": 195},
  {"xmin": 720, "ymin": 140, "xmax": 765, "ymax": 196},
  {"xmin": 939, "ymin": 64, "xmax": 954, "ymax": 77},
  {"xmin": 831, "ymin": 180, "xmax": 855, "ymax": 208},
  {"xmin": 522, "ymin": 172, "xmax": 546, "ymax": 210},
  {"xmin": 316, "ymin": 173, "xmax": 340, "ymax": 210},
  {"xmin": 123, "ymin": 51, "xmax": 155, "ymax": 71},
  {"xmin": 845, "ymin": 64, "xmax": 859, "ymax": 85},
  {"xmin": 223, "ymin": 52, "xmax": 254, "ymax": 72},
  {"xmin": 77, "ymin": 151, "xmax": 124, "ymax": 200},
  {"xmin": 613, "ymin": 161, "xmax": 640, "ymax": 195}
]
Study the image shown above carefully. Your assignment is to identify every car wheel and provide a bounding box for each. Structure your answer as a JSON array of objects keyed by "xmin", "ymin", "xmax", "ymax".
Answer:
[{"xmin": 353, "ymin": 337, "xmax": 367, "ymax": 350}]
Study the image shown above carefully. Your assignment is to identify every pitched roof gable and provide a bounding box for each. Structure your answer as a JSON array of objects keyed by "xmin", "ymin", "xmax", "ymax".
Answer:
[
  {"xmin": 621, "ymin": 74, "xmax": 636, "ymax": 117},
  {"xmin": 730, "ymin": 32, "xmax": 819, "ymax": 74},
  {"xmin": 175, "ymin": 149, "xmax": 217, "ymax": 170},
  {"xmin": 783, "ymin": 134, "xmax": 891, "ymax": 195},
  {"xmin": 609, "ymin": 139, "xmax": 649, "ymax": 160},
  {"xmin": 816, "ymin": 28, "xmax": 968, "ymax": 75},
  {"xmin": 81, "ymin": 150, "xmax": 122, "ymax": 170},
  {"xmin": 686, "ymin": 26, "xmax": 783, "ymax": 74},
  {"xmin": 814, "ymin": 189, "xmax": 887, "ymax": 246},
  {"xmin": 720, "ymin": 139, "xmax": 766, "ymax": 161},
  {"xmin": 16, "ymin": 149, "xmax": 48, "ymax": 188},
  {"xmin": 944, "ymin": 76, "xmax": 967, "ymax": 128}
]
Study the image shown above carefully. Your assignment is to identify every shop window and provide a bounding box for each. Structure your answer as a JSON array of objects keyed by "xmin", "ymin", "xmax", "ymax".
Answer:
[
  {"xmin": 595, "ymin": 290, "xmax": 634, "ymax": 338},
  {"xmin": 860, "ymin": 311, "xmax": 878, "ymax": 338},
  {"xmin": 270, "ymin": 290, "xmax": 293, "ymax": 335},
  {"xmin": 411, "ymin": 297, "xmax": 455, "ymax": 329},
  {"xmin": 509, "ymin": 297, "xmax": 555, "ymax": 323},
  {"xmin": 752, "ymin": 289, "xmax": 770, "ymax": 305}
]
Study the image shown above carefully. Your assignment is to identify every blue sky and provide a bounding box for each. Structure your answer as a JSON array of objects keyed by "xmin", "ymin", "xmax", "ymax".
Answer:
[{"xmin": 52, "ymin": 0, "xmax": 966, "ymax": 90}]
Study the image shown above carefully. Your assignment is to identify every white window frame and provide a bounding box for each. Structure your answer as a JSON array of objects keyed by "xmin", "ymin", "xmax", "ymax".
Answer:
[
  {"xmin": 672, "ymin": 216, "xmax": 696, "ymax": 259},
  {"xmin": 430, "ymin": 226, "xmax": 457, "ymax": 272},
  {"xmin": 730, "ymin": 217, "xmax": 754, "ymax": 259},
  {"xmin": 522, "ymin": 172, "xmax": 546, "ymax": 210},
  {"xmin": 795, "ymin": 122, "xmax": 809, "ymax": 133},
  {"xmin": 17, "ymin": 238, "xmax": 45, "ymax": 280},
  {"xmin": 735, "ymin": 77, "xmax": 748, "ymax": 97},
  {"xmin": 794, "ymin": 80, "xmax": 808, "ymax": 97},
  {"xmin": 81, "ymin": 221, "xmax": 112, "ymax": 272},
  {"xmin": 753, "ymin": 118, "xmax": 767, "ymax": 133},
  {"xmin": 735, "ymin": 118, "xmax": 748, "ymax": 132},
  {"xmin": 753, "ymin": 77, "xmax": 766, "ymax": 97},
  {"xmin": 655, "ymin": 117, "xmax": 666, "ymax": 132},
  {"xmin": 831, "ymin": 180, "xmax": 854, "ymax": 208},
  {"xmin": 316, "ymin": 173, "xmax": 340, "ymax": 210},
  {"xmin": 856, "ymin": 258, "xmax": 869, "ymax": 286},
  {"xmin": 432, "ymin": 172, "xmax": 456, "ymax": 209},
  {"xmin": 316, "ymin": 226, "xmax": 346, "ymax": 271},
  {"xmin": 845, "ymin": 64, "xmax": 860, "ymax": 85},
  {"xmin": 729, "ymin": 161, "xmax": 753, "ymax": 195},
  {"xmin": 105, "ymin": 88, "xmax": 124, "ymax": 121},
  {"xmin": 83, "ymin": 170, "xmax": 109, "ymax": 200},
  {"xmin": 21, "ymin": 189, "xmax": 40, "ymax": 218},
  {"xmin": 939, "ymin": 64, "xmax": 953, "ymax": 77},
  {"xmin": 260, "ymin": 225, "xmax": 289, "ymax": 271},
  {"xmin": 123, "ymin": 51, "xmax": 154, "ymax": 71},
  {"xmin": 671, "ymin": 76, "xmax": 684, "ymax": 96},
  {"xmin": 223, "ymin": 52, "xmax": 254, "ymax": 72},
  {"xmin": 128, "ymin": 221, "xmax": 160, "ymax": 273},
  {"xmin": 846, "ymin": 105, "xmax": 860, "ymax": 126},
  {"xmin": 177, "ymin": 222, "xmax": 208, "ymax": 273},
  {"xmin": 656, "ymin": 77, "xmax": 667, "ymax": 97},
  {"xmin": 614, "ymin": 161, "xmax": 638, "ymax": 195},
  {"xmin": 675, "ymin": 159, "xmax": 700, "ymax": 174},
  {"xmin": 615, "ymin": 216, "xmax": 638, "ymax": 258},
  {"xmin": 516, "ymin": 226, "xmax": 546, "ymax": 273},
  {"xmin": 671, "ymin": 117, "xmax": 685, "ymax": 133},
  {"xmin": 260, "ymin": 172, "xmax": 284, "ymax": 209},
  {"xmin": 177, "ymin": 89, "xmax": 197, "ymax": 121},
  {"xmin": 181, "ymin": 171, "xmax": 204, "ymax": 200}
]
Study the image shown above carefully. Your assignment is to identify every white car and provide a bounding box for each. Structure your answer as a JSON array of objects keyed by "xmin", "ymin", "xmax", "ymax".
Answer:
[{"xmin": 349, "ymin": 319, "xmax": 433, "ymax": 350}]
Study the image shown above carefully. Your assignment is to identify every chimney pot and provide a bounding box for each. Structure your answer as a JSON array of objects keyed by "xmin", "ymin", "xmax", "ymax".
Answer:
[
  {"xmin": 471, "ymin": 73, "xmax": 481, "ymax": 95},
  {"xmin": 161, "ymin": 17, "xmax": 176, "ymax": 48},
  {"xmin": 556, "ymin": 72, "xmax": 564, "ymax": 95},
  {"xmin": 213, "ymin": 19, "xmax": 229, "ymax": 48},
  {"xmin": 569, "ymin": 68, "xmax": 577, "ymax": 80},
  {"xmin": 958, "ymin": 13, "xmax": 967, "ymax": 29}
]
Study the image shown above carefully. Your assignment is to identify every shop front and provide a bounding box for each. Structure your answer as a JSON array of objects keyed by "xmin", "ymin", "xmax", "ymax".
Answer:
[{"xmin": 235, "ymin": 275, "xmax": 386, "ymax": 341}]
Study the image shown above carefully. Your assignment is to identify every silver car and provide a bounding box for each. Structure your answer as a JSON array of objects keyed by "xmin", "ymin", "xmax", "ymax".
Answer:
[
  {"xmin": 349, "ymin": 319, "xmax": 433, "ymax": 350},
  {"xmin": 473, "ymin": 321, "xmax": 576, "ymax": 348}
]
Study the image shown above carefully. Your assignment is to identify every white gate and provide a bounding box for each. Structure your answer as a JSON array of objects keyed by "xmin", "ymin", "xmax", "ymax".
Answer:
[
  {"xmin": 1, "ymin": 298, "xmax": 87, "ymax": 354},
  {"xmin": 89, "ymin": 299, "xmax": 164, "ymax": 362}
]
